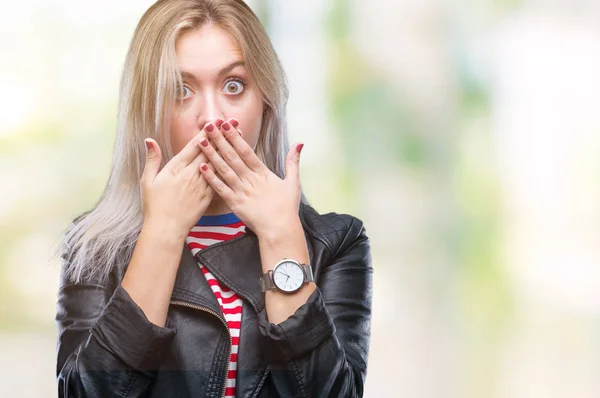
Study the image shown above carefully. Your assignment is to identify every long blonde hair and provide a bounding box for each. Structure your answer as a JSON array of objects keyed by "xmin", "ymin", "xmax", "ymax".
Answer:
[{"xmin": 61, "ymin": 0, "xmax": 308, "ymax": 283}]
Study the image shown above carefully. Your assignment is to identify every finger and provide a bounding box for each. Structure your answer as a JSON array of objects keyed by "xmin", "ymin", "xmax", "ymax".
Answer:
[
  {"xmin": 169, "ymin": 122, "xmax": 213, "ymax": 169},
  {"xmin": 284, "ymin": 143, "xmax": 304, "ymax": 183},
  {"xmin": 227, "ymin": 118, "xmax": 243, "ymax": 137},
  {"xmin": 198, "ymin": 132, "xmax": 243, "ymax": 191},
  {"xmin": 199, "ymin": 162, "xmax": 234, "ymax": 201},
  {"xmin": 191, "ymin": 169, "xmax": 215, "ymax": 210},
  {"xmin": 222, "ymin": 119, "xmax": 265, "ymax": 173},
  {"xmin": 182, "ymin": 153, "xmax": 215, "ymax": 203},
  {"xmin": 190, "ymin": 151, "xmax": 208, "ymax": 169},
  {"xmin": 183, "ymin": 150, "xmax": 210, "ymax": 180},
  {"xmin": 198, "ymin": 182, "xmax": 215, "ymax": 204},
  {"xmin": 209, "ymin": 121, "xmax": 253, "ymax": 179},
  {"xmin": 141, "ymin": 139, "xmax": 162, "ymax": 183}
]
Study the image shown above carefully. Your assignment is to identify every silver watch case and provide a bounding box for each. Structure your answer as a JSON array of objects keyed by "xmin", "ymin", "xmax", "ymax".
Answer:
[{"xmin": 260, "ymin": 258, "xmax": 314, "ymax": 293}]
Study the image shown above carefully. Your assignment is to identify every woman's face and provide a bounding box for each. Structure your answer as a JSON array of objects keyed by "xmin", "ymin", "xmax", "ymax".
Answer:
[{"xmin": 169, "ymin": 24, "xmax": 264, "ymax": 155}]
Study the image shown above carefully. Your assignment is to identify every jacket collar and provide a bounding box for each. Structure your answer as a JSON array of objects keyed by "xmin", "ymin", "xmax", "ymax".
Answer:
[
  {"xmin": 170, "ymin": 206, "xmax": 315, "ymax": 315},
  {"xmin": 194, "ymin": 229, "xmax": 265, "ymax": 312},
  {"xmin": 170, "ymin": 227, "xmax": 265, "ymax": 315},
  {"xmin": 170, "ymin": 242, "xmax": 223, "ymax": 316}
]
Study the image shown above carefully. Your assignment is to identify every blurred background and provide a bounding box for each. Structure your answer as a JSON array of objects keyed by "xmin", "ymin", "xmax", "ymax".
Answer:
[{"xmin": 2, "ymin": 0, "xmax": 600, "ymax": 396}]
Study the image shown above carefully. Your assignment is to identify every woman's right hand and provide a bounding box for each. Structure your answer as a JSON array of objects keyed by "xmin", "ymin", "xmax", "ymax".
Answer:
[{"xmin": 140, "ymin": 124, "xmax": 215, "ymax": 240}]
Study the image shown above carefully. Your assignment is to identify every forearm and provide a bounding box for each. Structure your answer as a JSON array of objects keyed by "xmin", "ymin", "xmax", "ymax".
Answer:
[
  {"xmin": 57, "ymin": 283, "xmax": 177, "ymax": 397},
  {"xmin": 257, "ymin": 218, "xmax": 372, "ymax": 397},
  {"xmin": 269, "ymin": 336, "xmax": 363, "ymax": 397},
  {"xmin": 258, "ymin": 288, "xmax": 367, "ymax": 398},
  {"xmin": 121, "ymin": 221, "xmax": 184, "ymax": 327},
  {"xmin": 257, "ymin": 217, "xmax": 315, "ymax": 325}
]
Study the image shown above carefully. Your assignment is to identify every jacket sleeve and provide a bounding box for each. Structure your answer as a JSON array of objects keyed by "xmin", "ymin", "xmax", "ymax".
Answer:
[
  {"xmin": 55, "ymin": 253, "xmax": 177, "ymax": 397},
  {"xmin": 257, "ymin": 216, "xmax": 373, "ymax": 397}
]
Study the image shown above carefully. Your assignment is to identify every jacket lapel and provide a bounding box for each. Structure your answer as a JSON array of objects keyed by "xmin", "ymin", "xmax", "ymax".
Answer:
[
  {"xmin": 170, "ymin": 243, "xmax": 222, "ymax": 316},
  {"xmin": 170, "ymin": 206, "xmax": 317, "ymax": 315},
  {"xmin": 194, "ymin": 230, "xmax": 265, "ymax": 313},
  {"xmin": 192, "ymin": 215, "xmax": 316, "ymax": 314}
]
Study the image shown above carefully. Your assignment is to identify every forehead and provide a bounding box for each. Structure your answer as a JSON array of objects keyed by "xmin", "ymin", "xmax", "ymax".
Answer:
[{"xmin": 175, "ymin": 24, "xmax": 244, "ymax": 73}]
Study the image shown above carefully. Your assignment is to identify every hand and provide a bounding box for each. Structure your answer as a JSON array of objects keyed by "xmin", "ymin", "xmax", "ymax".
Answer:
[
  {"xmin": 140, "ymin": 123, "xmax": 216, "ymax": 240},
  {"xmin": 197, "ymin": 118, "xmax": 304, "ymax": 238}
]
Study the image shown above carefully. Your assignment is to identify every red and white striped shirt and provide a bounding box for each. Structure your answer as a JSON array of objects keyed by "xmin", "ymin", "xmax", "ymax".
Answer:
[{"xmin": 186, "ymin": 212, "xmax": 246, "ymax": 398}]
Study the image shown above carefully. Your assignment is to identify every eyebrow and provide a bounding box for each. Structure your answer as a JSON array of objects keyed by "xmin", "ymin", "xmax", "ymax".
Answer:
[{"xmin": 179, "ymin": 60, "xmax": 245, "ymax": 82}]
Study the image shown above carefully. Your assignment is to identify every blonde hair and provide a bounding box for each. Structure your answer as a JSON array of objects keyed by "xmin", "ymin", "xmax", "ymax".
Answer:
[{"xmin": 61, "ymin": 0, "xmax": 309, "ymax": 283}]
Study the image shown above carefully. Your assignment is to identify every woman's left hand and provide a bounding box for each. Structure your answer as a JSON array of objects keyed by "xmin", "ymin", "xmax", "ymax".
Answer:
[{"xmin": 197, "ymin": 118, "xmax": 304, "ymax": 239}]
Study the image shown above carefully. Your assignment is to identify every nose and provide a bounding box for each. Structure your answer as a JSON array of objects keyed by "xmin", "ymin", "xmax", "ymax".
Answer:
[{"xmin": 196, "ymin": 91, "xmax": 225, "ymax": 129}]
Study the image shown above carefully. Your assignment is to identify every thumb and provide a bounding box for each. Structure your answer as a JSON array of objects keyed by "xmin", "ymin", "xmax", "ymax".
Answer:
[
  {"xmin": 284, "ymin": 143, "xmax": 304, "ymax": 182},
  {"xmin": 141, "ymin": 138, "xmax": 162, "ymax": 183}
]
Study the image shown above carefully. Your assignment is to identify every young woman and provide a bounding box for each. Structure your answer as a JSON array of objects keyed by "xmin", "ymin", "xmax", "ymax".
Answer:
[{"xmin": 55, "ymin": 1, "xmax": 373, "ymax": 396}]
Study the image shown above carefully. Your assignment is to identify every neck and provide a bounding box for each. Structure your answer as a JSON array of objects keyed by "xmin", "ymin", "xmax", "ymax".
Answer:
[{"xmin": 203, "ymin": 196, "xmax": 232, "ymax": 216}]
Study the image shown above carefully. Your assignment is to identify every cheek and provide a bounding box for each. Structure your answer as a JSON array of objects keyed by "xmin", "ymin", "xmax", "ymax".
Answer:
[
  {"xmin": 241, "ymin": 115, "xmax": 262, "ymax": 150},
  {"xmin": 170, "ymin": 111, "xmax": 198, "ymax": 154},
  {"xmin": 237, "ymin": 96, "xmax": 264, "ymax": 149}
]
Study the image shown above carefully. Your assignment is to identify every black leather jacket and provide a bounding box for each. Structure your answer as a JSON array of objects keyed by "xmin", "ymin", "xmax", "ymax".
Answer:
[{"xmin": 56, "ymin": 203, "xmax": 373, "ymax": 397}]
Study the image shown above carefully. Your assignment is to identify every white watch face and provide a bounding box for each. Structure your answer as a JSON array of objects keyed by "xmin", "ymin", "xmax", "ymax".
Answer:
[{"xmin": 273, "ymin": 261, "xmax": 305, "ymax": 292}]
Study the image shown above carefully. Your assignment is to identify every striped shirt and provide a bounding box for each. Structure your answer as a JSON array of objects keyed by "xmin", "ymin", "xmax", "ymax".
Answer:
[{"xmin": 186, "ymin": 212, "xmax": 246, "ymax": 398}]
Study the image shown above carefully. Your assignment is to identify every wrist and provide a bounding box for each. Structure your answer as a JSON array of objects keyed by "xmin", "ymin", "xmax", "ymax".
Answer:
[
  {"xmin": 257, "ymin": 218, "xmax": 309, "ymax": 275},
  {"xmin": 256, "ymin": 216, "xmax": 304, "ymax": 246},
  {"xmin": 142, "ymin": 217, "xmax": 188, "ymax": 246}
]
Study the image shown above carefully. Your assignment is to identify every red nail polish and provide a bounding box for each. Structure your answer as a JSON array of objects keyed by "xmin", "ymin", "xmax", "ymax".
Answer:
[
  {"xmin": 201, "ymin": 163, "xmax": 208, "ymax": 171},
  {"xmin": 145, "ymin": 140, "xmax": 152, "ymax": 152},
  {"xmin": 215, "ymin": 119, "xmax": 224, "ymax": 128},
  {"xmin": 200, "ymin": 138, "xmax": 209, "ymax": 147},
  {"xmin": 205, "ymin": 123, "xmax": 214, "ymax": 132},
  {"xmin": 222, "ymin": 122, "xmax": 230, "ymax": 131},
  {"xmin": 297, "ymin": 143, "xmax": 304, "ymax": 153},
  {"xmin": 230, "ymin": 119, "xmax": 239, "ymax": 128}
]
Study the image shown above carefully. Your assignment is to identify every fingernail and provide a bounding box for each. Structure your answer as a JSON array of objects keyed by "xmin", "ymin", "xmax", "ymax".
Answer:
[
  {"xmin": 215, "ymin": 119, "xmax": 224, "ymax": 128},
  {"xmin": 200, "ymin": 163, "xmax": 208, "ymax": 171},
  {"xmin": 230, "ymin": 119, "xmax": 239, "ymax": 128},
  {"xmin": 296, "ymin": 143, "xmax": 304, "ymax": 153},
  {"xmin": 238, "ymin": 129, "xmax": 243, "ymax": 137},
  {"xmin": 145, "ymin": 139, "xmax": 152, "ymax": 152},
  {"xmin": 222, "ymin": 122, "xmax": 230, "ymax": 131},
  {"xmin": 200, "ymin": 138, "xmax": 209, "ymax": 147},
  {"xmin": 205, "ymin": 123, "xmax": 214, "ymax": 133}
]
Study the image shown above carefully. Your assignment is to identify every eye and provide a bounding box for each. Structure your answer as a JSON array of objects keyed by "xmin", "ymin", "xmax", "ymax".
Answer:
[
  {"xmin": 177, "ymin": 85, "xmax": 193, "ymax": 99},
  {"xmin": 222, "ymin": 78, "xmax": 246, "ymax": 95}
]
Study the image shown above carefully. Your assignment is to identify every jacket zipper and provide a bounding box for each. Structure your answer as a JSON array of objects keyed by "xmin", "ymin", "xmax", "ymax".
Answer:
[
  {"xmin": 170, "ymin": 300, "xmax": 231, "ymax": 398},
  {"xmin": 252, "ymin": 366, "xmax": 270, "ymax": 398}
]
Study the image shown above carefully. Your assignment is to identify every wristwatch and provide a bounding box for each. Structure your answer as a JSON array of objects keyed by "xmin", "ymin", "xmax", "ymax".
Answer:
[{"xmin": 260, "ymin": 258, "xmax": 314, "ymax": 293}]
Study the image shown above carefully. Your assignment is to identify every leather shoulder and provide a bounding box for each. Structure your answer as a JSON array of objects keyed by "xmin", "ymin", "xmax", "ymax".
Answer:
[{"xmin": 299, "ymin": 203, "xmax": 367, "ymax": 257}]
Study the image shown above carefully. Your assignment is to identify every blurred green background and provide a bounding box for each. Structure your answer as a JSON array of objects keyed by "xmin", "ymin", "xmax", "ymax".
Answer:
[{"xmin": 2, "ymin": 0, "xmax": 600, "ymax": 396}]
